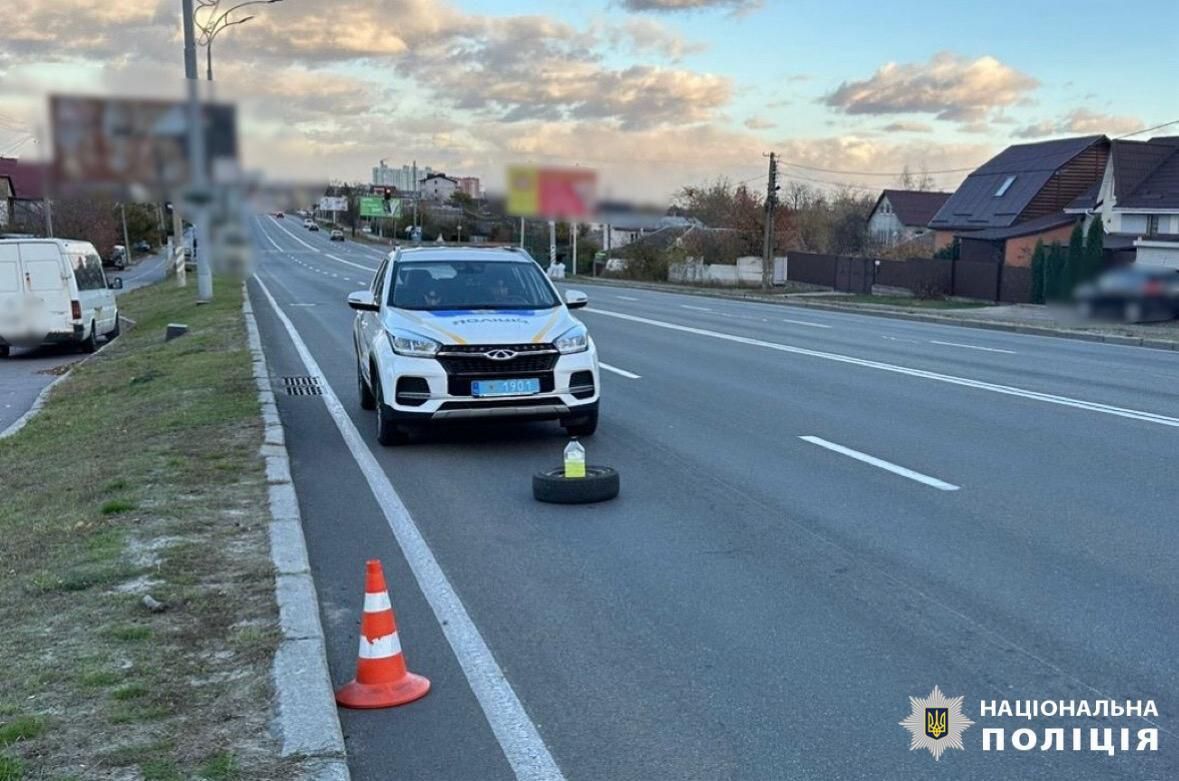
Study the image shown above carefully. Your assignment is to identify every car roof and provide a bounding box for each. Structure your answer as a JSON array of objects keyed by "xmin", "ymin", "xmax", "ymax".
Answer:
[
  {"xmin": 393, "ymin": 246, "xmax": 536, "ymax": 264},
  {"xmin": 0, "ymin": 238, "xmax": 94, "ymax": 251}
]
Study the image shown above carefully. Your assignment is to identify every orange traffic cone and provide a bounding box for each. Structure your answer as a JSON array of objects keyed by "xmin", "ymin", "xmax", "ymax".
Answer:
[{"xmin": 335, "ymin": 559, "xmax": 430, "ymax": 709}]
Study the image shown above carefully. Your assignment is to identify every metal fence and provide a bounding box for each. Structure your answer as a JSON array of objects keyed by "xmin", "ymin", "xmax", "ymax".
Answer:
[{"xmin": 786, "ymin": 252, "xmax": 1033, "ymax": 303}]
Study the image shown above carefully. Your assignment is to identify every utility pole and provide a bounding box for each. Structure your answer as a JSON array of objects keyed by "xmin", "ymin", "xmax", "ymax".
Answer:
[
  {"xmin": 761, "ymin": 152, "xmax": 779, "ymax": 290},
  {"xmin": 119, "ymin": 203, "xmax": 132, "ymax": 268},
  {"xmin": 548, "ymin": 220, "xmax": 556, "ymax": 268},
  {"xmin": 182, "ymin": 0, "xmax": 213, "ymax": 301},
  {"xmin": 571, "ymin": 222, "xmax": 578, "ymax": 276},
  {"xmin": 519, "ymin": 217, "xmax": 525, "ymax": 249}
]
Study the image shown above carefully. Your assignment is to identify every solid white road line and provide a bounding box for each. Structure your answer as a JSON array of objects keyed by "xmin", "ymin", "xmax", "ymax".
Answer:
[
  {"xmin": 253, "ymin": 275, "xmax": 564, "ymax": 781},
  {"xmin": 781, "ymin": 318, "xmax": 832, "ymax": 329},
  {"xmin": 680, "ymin": 304, "xmax": 713, "ymax": 312},
  {"xmin": 800, "ymin": 436, "xmax": 960, "ymax": 491},
  {"xmin": 585, "ymin": 307, "xmax": 1179, "ymax": 428},
  {"xmin": 268, "ymin": 215, "xmax": 324, "ymax": 251},
  {"xmin": 930, "ymin": 340, "xmax": 1017, "ymax": 355},
  {"xmin": 599, "ymin": 362, "xmax": 641, "ymax": 379},
  {"xmin": 255, "ymin": 216, "xmax": 284, "ymax": 250}
]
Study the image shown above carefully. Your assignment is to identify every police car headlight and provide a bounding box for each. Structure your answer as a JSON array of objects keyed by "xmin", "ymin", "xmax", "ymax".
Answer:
[
  {"xmin": 387, "ymin": 329, "xmax": 441, "ymax": 358},
  {"xmin": 554, "ymin": 324, "xmax": 588, "ymax": 354}
]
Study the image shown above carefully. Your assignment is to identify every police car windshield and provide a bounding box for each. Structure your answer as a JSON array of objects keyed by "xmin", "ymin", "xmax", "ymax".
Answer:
[{"xmin": 390, "ymin": 260, "xmax": 560, "ymax": 311}]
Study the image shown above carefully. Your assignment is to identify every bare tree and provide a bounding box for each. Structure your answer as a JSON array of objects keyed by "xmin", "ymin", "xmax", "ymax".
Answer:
[
  {"xmin": 897, "ymin": 164, "xmax": 936, "ymax": 192},
  {"xmin": 51, "ymin": 194, "xmax": 120, "ymax": 258}
]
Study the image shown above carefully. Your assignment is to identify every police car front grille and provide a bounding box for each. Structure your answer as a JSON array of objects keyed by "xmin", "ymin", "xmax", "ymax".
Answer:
[{"xmin": 436, "ymin": 344, "xmax": 559, "ymax": 375}]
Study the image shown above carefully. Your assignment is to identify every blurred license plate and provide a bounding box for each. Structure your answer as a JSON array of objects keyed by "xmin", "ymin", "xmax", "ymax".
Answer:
[{"xmin": 471, "ymin": 378, "xmax": 540, "ymax": 397}]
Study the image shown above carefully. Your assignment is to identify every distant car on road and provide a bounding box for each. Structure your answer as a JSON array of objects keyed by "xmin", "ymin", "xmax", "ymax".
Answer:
[
  {"xmin": 132, "ymin": 239, "xmax": 151, "ymax": 253},
  {"xmin": 348, "ymin": 246, "xmax": 599, "ymax": 445},
  {"xmin": 330, "ymin": 229, "xmax": 345, "ymax": 242},
  {"xmin": 274, "ymin": 211, "xmax": 285, "ymax": 219},
  {"xmin": 303, "ymin": 219, "xmax": 320, "ymax": 232},
  {"xmin": 108, "ymin": 245, "xmax": 127, "ymax": 270},
  {"xmin": 0, "ymin": 238, "xmax": 122, "ymax": 357},
  {"xmin": 1075, "ymin": 265, "xmax": 1179, "ymax": 323}
]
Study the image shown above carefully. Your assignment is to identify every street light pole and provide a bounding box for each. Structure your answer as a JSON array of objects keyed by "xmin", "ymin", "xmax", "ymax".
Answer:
[
  {"xmin": 182, "ymin": 0, "xmax": 199, "ymax": 79},
  {"xmin": 196, "ymin": 0, "xmax": 282, "ymax": 82},
  {"xmin": 182, "ymin": 0, "xmax": 212, "ymax": 301}
]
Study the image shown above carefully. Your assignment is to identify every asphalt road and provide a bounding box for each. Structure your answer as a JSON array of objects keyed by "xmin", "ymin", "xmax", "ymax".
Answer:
[
  {"xmin": 248, "ymin": 214, "xmax": 1177, "ymax": 780},
  {"xmin": 0, "ymin": 250, "xmax": 170, "ymax": 433}
]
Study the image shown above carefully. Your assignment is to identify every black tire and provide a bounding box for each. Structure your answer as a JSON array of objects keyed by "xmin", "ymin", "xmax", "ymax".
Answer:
[
  {"xmin": 80, "ymin": 321, "xmax": 98, "ymax": 353},
  {"xmin": 358, "ymin": 359, "xmax": 376, "ymax": 410},
  {"xmin": 109, "ymin": 314, "xmax": 121, "ymax": 341},
  {"xmin": 562, "ymin": 407, "xmax": 598, "ymax": 437},
  {"xmin": 0, "ymin": 345, "xmax": 9, "ymax": 358},
  {"xmin": 372, "ymin": 373, "xmax": 410, "ymax": 446},
  {"xmin": 532, "ymin": 465, "xmax": 619, "ymax": 504}
]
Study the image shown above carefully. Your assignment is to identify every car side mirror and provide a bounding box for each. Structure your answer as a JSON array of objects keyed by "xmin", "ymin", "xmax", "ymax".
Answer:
[
  {"xmin": 347, "ymin": 290, "xmax": 379, "ymax": 311},
  {"xmin": 564, "ymin": 289, "xmax": 588, "ymax": 309},
  {"xmin": 109, "ymin": 277, "xmax": 124, "ymax": 290}
]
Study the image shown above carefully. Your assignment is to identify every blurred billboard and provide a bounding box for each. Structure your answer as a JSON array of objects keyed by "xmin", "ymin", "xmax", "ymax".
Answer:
[
  {"xmin": 506, "ymin": 165, "xmax": 596, "ymax": 220},
  {"xmin": 50, "ymin": 94, "xmax": 237, "ymax": 196},
  {"xmin": 318, "ymin": 195, "xmax": 348, "ymax": 212}
]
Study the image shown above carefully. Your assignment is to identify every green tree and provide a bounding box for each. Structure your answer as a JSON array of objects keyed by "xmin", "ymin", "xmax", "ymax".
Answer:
[
  {"xmin": 1030, "ymin": 239, "xmax": 1046, "ymax": 304},
  {"xmin": 933, "ymin": 237, "xmax": 960, "ymax": 260},
  {"xmin": 1045, "ymin": 242, "xmax": 1069, "ymax": 302},
  {"xmin": 1065, "ymin": 221, "xmax": 1084, "ymax": 293},
  {"xmin": 1083, "ymin": 218, "xmax": 1105, "ymax": 282}
]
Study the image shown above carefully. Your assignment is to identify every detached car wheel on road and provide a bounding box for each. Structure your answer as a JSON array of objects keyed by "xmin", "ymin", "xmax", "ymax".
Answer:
[
  {"xmin": 349, "ymin": 246, "xmax": 600, "ymax": 445},
  {"xmin": 533, "ymin": 465, "xmax": 620, "ymax": 504}
]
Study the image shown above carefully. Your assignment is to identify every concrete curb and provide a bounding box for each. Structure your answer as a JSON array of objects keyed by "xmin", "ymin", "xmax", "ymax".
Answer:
[
  {"xmin": 0, "ymin": 314, "xmax": 134, "ymax": 441},
  {"xmin": 242, "ymin": 286, "xmax": 351, "ymax": 780},
  {"xmin": 567, "ymin": 277, "xmax": 1179, "ymax": 351}
]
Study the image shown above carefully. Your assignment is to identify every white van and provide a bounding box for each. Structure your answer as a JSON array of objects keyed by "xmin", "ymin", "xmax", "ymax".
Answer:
[{"xmin": 0, "ymin": 238, "xmax": 122, "ymax": 357}]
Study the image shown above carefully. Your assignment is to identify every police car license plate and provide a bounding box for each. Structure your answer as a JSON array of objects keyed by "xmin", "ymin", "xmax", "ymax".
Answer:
[{"xmin": 471, "ymin": 378, "xmax": 541, "ymax": 397}]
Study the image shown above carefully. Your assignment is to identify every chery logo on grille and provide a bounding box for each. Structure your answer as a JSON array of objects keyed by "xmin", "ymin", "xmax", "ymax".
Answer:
[{"xmin": 484, "ymin": 349, "xmax": 518, "ymax": 361}]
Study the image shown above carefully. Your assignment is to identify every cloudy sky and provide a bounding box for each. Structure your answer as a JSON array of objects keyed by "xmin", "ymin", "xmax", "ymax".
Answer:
[{"xmin": 1, "ymin": 0, "xmax": 1176, "ymax": 201}]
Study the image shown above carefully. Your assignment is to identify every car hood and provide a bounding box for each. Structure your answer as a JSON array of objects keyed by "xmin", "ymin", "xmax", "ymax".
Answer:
[{"xmin": 383, "ymin": 306, "xmax": 577, "ymax": 346}]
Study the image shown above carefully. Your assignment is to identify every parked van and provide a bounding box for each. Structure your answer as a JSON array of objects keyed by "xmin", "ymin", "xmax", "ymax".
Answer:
[{"xmin": 0, "ymin": 238, "xmax": 123, "ymax": 357}]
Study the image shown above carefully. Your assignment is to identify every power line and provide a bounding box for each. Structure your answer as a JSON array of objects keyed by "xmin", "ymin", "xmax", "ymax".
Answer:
[
  {"xmin": 778, "ymin": 160, "xmax": 977, "ymax": 177},
  {"xmin": 779, "ymin": 170, "xmax": 876, "ymax": 191},
  {"xmin": 1115, "ymin": 119, "xmax": 1179, "ymax": 139}
]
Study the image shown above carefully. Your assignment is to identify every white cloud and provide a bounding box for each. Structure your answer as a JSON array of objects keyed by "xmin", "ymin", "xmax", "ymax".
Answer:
[
  {"xmin": 744, "ymin": 116, "xmax": 777, "ymax": 130},
  {"xmin": 620, "ymin": 0, "xmax": 763, "ymax": 12},
  {"xmin": 1014, "ymin": 109, "xmax": 1144, "ymax": 139},
  {"xmin": 880, "ymin": 121, "xmax": 933, "ymax": 133},
  {"xmin": 823, "ymin": 51, "xmax": 1039, "ymax": 124}
]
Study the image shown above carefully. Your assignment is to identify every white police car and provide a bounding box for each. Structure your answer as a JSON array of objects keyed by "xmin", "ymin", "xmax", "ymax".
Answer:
[{"xmin": 348, "ymin": 246, "xmax": 600, "ymax": 445}]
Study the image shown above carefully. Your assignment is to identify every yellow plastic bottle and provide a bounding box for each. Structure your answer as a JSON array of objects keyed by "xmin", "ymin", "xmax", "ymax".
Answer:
[{"xmin": 564, "ymin": 438, "xmax": 586, "ymax": 479}]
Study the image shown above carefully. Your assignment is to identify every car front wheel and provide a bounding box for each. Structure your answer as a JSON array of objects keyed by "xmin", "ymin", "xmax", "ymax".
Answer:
[
  {"xmin": 358, "ymin": 357, "xmax": 375, "ymax": 410},
  {"xmin": 372, "ymin": 371, "xmax": 410, "ymax": 446},
  {"xmin": 562, "ymin": 406, "xmax": 598, "ymax": 437}
]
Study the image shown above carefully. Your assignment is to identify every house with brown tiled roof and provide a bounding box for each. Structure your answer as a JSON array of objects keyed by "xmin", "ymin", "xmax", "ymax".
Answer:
[
  {"xmin": 866, "ymin": 189, "xmax": 951, "ymax": 247},
  {"xmin": 1064, "ymin": 137, "xmax": 1179, "ymax": 268},
  {"xmin": 928, "ymin": 135, "xmax": 1109, "ymax": 268}
]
